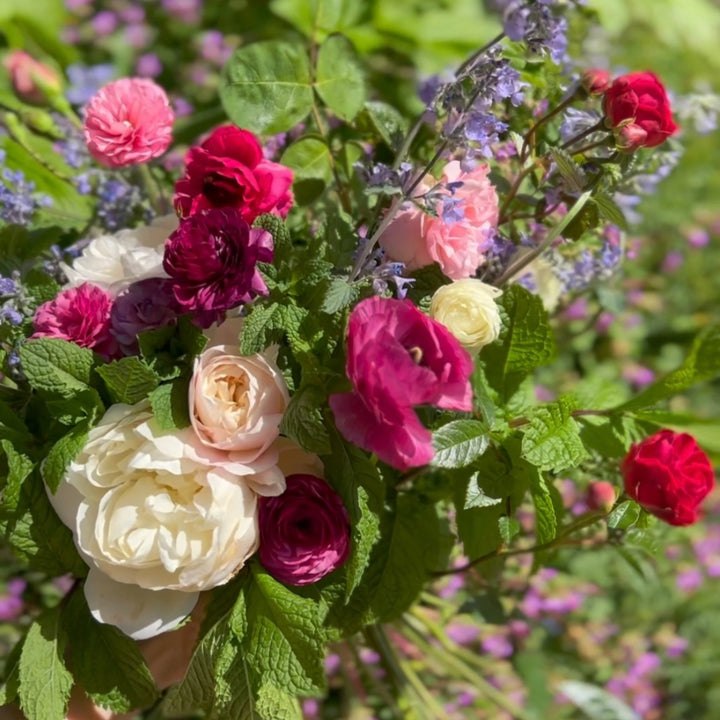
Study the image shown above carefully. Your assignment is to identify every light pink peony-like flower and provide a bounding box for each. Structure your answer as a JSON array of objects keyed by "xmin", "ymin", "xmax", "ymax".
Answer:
[
  {"xmin": 33, "ymin": 282, "xmax": 118, "ymax": 359},
  {"xmin": 379, "ymin": 161, "xmax": 499, "ymax": 280},
  {"xmin": 83, "ymin": 78, "xmax": 174, "ymax": 167}
]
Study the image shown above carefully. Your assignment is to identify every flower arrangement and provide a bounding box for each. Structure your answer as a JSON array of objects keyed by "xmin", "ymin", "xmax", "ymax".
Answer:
[{"xmin": 0, "ymin": 1, "xmax": 718, "ymax": 718}]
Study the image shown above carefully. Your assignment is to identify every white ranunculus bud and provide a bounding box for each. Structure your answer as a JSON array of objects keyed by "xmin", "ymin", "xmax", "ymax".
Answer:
[{"xmin": 429, "ymin": 278, "xmax": 503, "ymax": 355}]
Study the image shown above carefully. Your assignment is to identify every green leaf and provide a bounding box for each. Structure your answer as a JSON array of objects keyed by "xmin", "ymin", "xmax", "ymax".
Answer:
[
  {"xmin": 361, "ymin": 101, "xmax": 408, "ymax": 150},
  {"xmin": 19, "ymin": 338, "xmax": 94, "ymax": 397},
  {"xmin": 42, "ymin": 420, "xmax": 90, "ymax": 493},
  {"xmin": 431, "ymin": 419, "xmax": 489, "ymax": 469},
  {"xmin": 515, "ymin": 651, "xmax": 553, "ymax": 720},
  {"xmin": 498, "ymin": 515, "xmax": 520, "ymax": 544},
  {"xmin": 270, "ymin": 0, "xmax": 368, "ymax": 38},
  {"xmin": 594, "ymin": 192, "xmax": 628, "ymax": 230},
  {"xmin": 321, "ymin": 277, "xmax": 359, "ymax": 314},
  {"xmin": 315, "ymin": 34, "xmax": 366, "ymax": 121},
  {"xmin": 281, "ymin": 137, "xmax": 333, "ymax": 182},
  {"xmin": 614, "ymin": 325, "xmax": 720, "ymax": 412},
  {"xmin": 256, "ymin": 684, "xmax": 303, "ymax": 720},
  {"xmin": 550, "ymin": 147, "xmax": 587, "ymax": 193},
  {"xmin": 522, "ymin": 397, "xmax": 589, "ymax": 473},
  {"xmin": 607, "ymin": 500, "xmax": 641, "ymax": 530},
  {"xmin": 464, "ymin": 473, "xmax": 503, "ymax": 510},
  {"xmin": 279, "ymin": 384, "xmax": 331, "ymax": 455},
  {"xmin": 558, "ymin": 680, "xmax": 641, "ymax": 720},
  {"xmin": 220, "ymin": 41, "xmax": 313, "ymax": 134},
  {"xmin": 148, "ymin": 376, "xmax": 191, "ymax": 431},
  {"xmin": 239, "ymin": 303, "xmax": 285, "ymax": 355},
  {"xmin": 579, "ymin": 415, "xmax": 639, "ymax": 458},
  {"xmin": 18, "ymin": 606, "xmax": 73, "ymax": 720},
  {"xmin": 242, "ymin": 566, "xmax": 326, "ymax": 696},
  {"xmin": 253, "ymin": 214, "xmax": 292, "ymax": 260},
  {"xmin": 96, "ymin": 357, "xmax": 160, "ymax": 405},
  {"xmin": 0, "ymin": 439, "xmax": 34, "ymax": 512},
  {"xmin": 63, "ymin": 592, "xmax": 158, "ymax": 714},
  {"xmin": 482, "ymin": 284, "xmax": 555, "ymax": 400},
  {"xmin": 530, "ymin": 472, "xmax": 557, "ymax": 544},
  {"xmin": 0, "ymin": 401, "xmax": 33, "ymax": 446}
]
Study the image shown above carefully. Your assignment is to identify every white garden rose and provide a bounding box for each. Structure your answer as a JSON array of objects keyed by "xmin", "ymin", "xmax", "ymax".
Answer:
[
  {"xmin": 50, "ymin": 400, "xmax": 260, "ymax": 639},
  {"xmin": 429, "ymin": 278, "xmax": 503, "ymax": 354},
  {"xmin": 189, "ymin": 343, "xmax": 290, "ymax": 470},
  {"xmin": 61, "ymin": 213, "xmax": 178, "ymax": 296}
]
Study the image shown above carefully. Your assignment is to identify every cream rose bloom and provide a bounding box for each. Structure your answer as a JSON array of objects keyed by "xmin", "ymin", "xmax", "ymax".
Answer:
[
  {"xmin": 430, "ymin": 279, "xmax": 503, "ymax": 355},
  {"xmin": 49, "ymin": 401, "xmax": 259, "ymax": 640},
  {"xmin": 61, "ymin": 214, "xmax": 178, "ymax": 296},
  {"xmin": 189, "ymin": 344, "xmax": 290, "ymax": 491}
]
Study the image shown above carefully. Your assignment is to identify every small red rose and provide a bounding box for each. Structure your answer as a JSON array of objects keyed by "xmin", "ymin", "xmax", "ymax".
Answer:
[
  {"xmin": 603, "ymin": 72, "xmax": 678, "ymax": 149},
  {"xmin": 621, "ymin": 429, "xmax": 714, "ymax": 526}
]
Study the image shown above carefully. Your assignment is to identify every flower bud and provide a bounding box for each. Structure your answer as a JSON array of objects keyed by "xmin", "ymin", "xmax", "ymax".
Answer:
[
  {"xmin": 582, "ymin": 69, "xmax": 611, "ymax": 95},
  {"xmin": 429, "ymin": 278, "xmax": 502, "ymax": 355},
  {"xmin": 3, "ymin": 51, "xmax": 62, "ymax": 105},
  {"xmin": 615, "ymin": 122, "xmax": 649, "ymax": 152},
  {"xmin": 586, "ymin": 481, "xmax": 616, "ymax": 512}
]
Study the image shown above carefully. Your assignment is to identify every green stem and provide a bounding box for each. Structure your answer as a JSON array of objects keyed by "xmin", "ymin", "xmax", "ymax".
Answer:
[
  {"xmin": 560, "ymin": 120, "xmax": 608, "ymax": 150},
  {"xmin": 136, "ymin": 163, "xmax": 168, "ymax": 216},
  {"xmin": 521, "ymin": 93, "xmax": 578, "ymax": 161}
]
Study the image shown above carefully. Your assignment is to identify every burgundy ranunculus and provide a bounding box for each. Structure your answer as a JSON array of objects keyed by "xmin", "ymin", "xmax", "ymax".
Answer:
[
  {"xmin": 259, "ymin": 474, "xmax": 350, "ymax": 586},
  {"xmin": 163, "ymin": 208, "xmax": 273, "ymax": 328},
  {"xmin": 603, "ymin": 72, "xmax": 678, "ymax": 149},
  {"xmin": 110, "ymin": 277, "xmax": 180, "ymax": 355},
  {"xmin": 173, "ymin": 125, "xmax": 294, "ymax": 222},
  {"xmin": 622, "ymin": 430, "xmax": 714, "ymax": 526},
  {"xmin": 329, "ymin": 297, "xmax": 473, "ymax": 470}
]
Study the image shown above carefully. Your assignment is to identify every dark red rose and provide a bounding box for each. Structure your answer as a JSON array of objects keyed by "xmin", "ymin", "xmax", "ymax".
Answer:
[
  {"xmin": 603, "ymin": 72, "xmax": 678, "ymax": 149},
  {"xmin": 329, "ymin": 297, "xmax": 473, "ymax": 470},
  {"xmin": 621, "ymin": 430, "xmax": 714, "ymax": 526},
  {"xmin": 259, "ymin": 474, "xmax": 351, "ymax": 586},
  {"xmin": 173, "ymin": 125, "xmax": 293, "ymax": 221},
  {"xmin": 162, "ymin": 208, "xmax": 273, "ymax": 328}
]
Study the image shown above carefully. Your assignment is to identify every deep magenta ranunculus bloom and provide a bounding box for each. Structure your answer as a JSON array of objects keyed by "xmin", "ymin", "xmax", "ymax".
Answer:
[
  {"xmin": 622, "ymin": 429, "xmax": 714, "ymax": 526},
  {"xmin": 174, "ymin": 125, "xmax": 294, "ymax": 222},
  {"xmin": 329, "ymin": 297, "xmax": 473, "ymax": 470},
  {"xmin": 33, "ymin": 282, "xmax": 118, "ymax": 359},
  {"xmin": 162, "ymin": 208, "xmax": 273, "ymax": 328},
  {"xmin": 259, "ymin": 474, "xmax": 351, "ymax": 586}
]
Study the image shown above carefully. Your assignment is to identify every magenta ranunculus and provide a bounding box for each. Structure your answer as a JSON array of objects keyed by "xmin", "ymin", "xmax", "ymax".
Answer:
[
  {"xmin": 162, "ymin": 208, "xmax": 273, "ymax": 328},
  {"xmin": 329, "ymin": 297, "xmax": 473, "ymax": 470},
  {"xmin": 83, "ymin": 78, "xmax": 174, "ymax": 167},
  {"xmin": 110, "ymin": 277, "xmax": 180, "ymax": 355},
  {"xmin": 174, "ymin": 125, "xmax": 294, "ymax": 222},
  {"xmin": 258, "ymin": 474, "xmax": 350, "ymax": 586},
  {"xmin": 33, "ymin": 282, "xmax": 118, "ymax": 359}
]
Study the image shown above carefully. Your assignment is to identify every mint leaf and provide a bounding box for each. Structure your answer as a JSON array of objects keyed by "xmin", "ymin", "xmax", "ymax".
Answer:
[
  {"xmin": 498, "ymin": 516, "xmax": 520, "ymax": 544},
  {"xmin": 522, "ymin": 396, "xmax": 589, "ymax": 473},
  {"xmin": 482, "ymin": 284, "xmax": 555, "ymax": 400},
  {"xmin": 530, "ymin": 472, "xmax": 557, "ymax": 544},
  {"xmin": 362, "ymin": 101, "xmax": 408, "ymax": 150},
  {"xmin": 254, "ymin": 213, "xmax": 292, "ymax": 261},
  {"xmin": 280, "ymin": 384, "xmax": 331, "ymax": 455},
  {"xmin": 63, "ymin": 591, "xmax": 158, "ymax": 713},
  {"xmin": 96, "ymin": 357, "xmax": 160, "ymax": 405},
  {"xmin": 321, "ymin": 277, "xmax": 359, "ymax": 314},
  {"xmin": 220, "ymin": 41, "xmax": 313, "ymax": 134},
  {"xmin": 19, "ymin": 338, "xmax": 94, "ymax": 397},
  {"xmin": 431, "ymin": 419, "xmax": 489, "ymax": 469},
  {"xmin": 464, "ymin": 474, "xmax": 503, "ymax": 510},
  {"xmin": 256, "ymin": 684, "xmax": 302, "ymax": 720},
  {"xmin": 315, "ymin": 34, "xmax": 366, "ymax": 121},
  {"xmin": 240, "ymin": 303, "xmax": 284, "ymax": 355},
  {"xmin": 42, "ymin": 420, "xmax": 89, "ymax": 493},
  {"xmin": 0, "ymin": 439, "xmax": 34, "ymax": 512},
  {"xmin": 148, "ymin": 376, "xmax": 191, "ymax": 431},
  {"xmin": 550, "ymin": 147, "xmax": 587, "ymax": 193},
  {"xmin": 607, "ymin": 500, "xmax": 642, "ymax": 530},
  {"xmin": 18, "ymin": 606, "xmax": 73, "ymax": 720}
]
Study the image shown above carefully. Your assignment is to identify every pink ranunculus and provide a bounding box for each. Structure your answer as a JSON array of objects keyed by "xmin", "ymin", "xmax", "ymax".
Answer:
[
  {"xmin": 329, "ymin": 297, "xmax": 473, "ymax": 470},
  {"xmin": 162, "ymin": 208, "xmax": 273, "ymax": 328},
  {"xmin": 173, "ymin": 125, "xmax": 294, "ymax": 222},
  {"xmin": 258, "ymin": 474, "xmax": 350, "ymax": 586},
  {"xmin": 33, "ymin": 282, "xmax": 118, "ymax": 359},
  {"xmin": 83, "ymin": 78, "xmax": 175, "ymax": 167},
  {"xmin": 379, "ymin": 161, "xmax": 499, "ymax": 280}
]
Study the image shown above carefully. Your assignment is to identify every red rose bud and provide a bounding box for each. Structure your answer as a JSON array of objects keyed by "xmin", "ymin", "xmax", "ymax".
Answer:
[
  {"xmin": 621, "ymin": 430, "xmax": 715, "ymax": 526},
  {"xmin": 582, "ymin": 69, "xmax": 611, "ymax": 95},
  {"xmin": 586, "ymin": 481, "xmax": 616, "ymax": 512},
  {"xmin": 615, "ymin": 122, "xmax": 649, "ymax": 152},
  {"xmin": 603, "ymin": 71, "xmax": 678, "ymax": 149},
  {"xmin": 3, "ymin": 50, "xmax": 62, "ymax": 105},
  {"xmin": 259, "ymin": 474, "xmax": 351, "ymax": 586}
]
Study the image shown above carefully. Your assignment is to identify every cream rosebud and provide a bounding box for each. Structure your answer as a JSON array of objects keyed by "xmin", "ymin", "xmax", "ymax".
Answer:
[{"xmin": 429, "ymin": 279, "xmax": 502, "ymax": 355}]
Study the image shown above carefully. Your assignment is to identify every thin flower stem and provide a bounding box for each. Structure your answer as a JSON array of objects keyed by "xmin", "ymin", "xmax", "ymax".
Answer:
[
  {"xmin": 559, "ymin": 120, "xmax": 608, "ymax": 150},
  {"xmin": 565, "ymin": 137, "xmax": 612, "ymax": 156},
  {"xmin": 521, "ymin": 93, "xmax": 578, "ymax": 161},
  {"xmin": 399, "ymin": 656, "xmax": 454, "ymax": 720},
  {"xmin": 456, "ymin": 32, "xmax": 506, "ymax": 76}
]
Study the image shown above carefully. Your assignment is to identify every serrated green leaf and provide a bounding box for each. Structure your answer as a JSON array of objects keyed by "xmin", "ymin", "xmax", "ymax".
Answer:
[
  {"xmin": 148, "ymin": 376, "xmax": 191, "ymax": 431},
  {"xmin": 530, "ymin": 472, "xmax": 557, "ymax": 544},
  {"xmin": 482, "ymin": 284, "xmax": 555, "ymax": 401},
  {"xmin": 431, "ymin": 419, "xmax": 489, "ymax": 469},
  {"xmin": 550, "ymin": 147, "xmax": 587, "ymax": 193},
  {"xmin": 63, "ymin": 592, "xmax": 158, "ymax": 713},
  {"xmin": 18, "ymin": 606, "xmax": 73, "ymax": 720},
  {"xmin": 19, "ymin": 338, "xmax": 94, "ymax": 397},
  {"xmin": 42, "ymin": 420, "xmax": 89, "ymax": 493},
  {"xmin": 96, "ymin": 357, "xmax": 161, "ymax": 405},
  {"xmin": 281, "ymin": 137, "xmax": 333, "ymax": 182},
  {"xmin": 607, "ymin": 500, "xmax": 641, "ymax": 530},
  {"xmin": 315, "ymin": 34, "xmax": 366, "ymax": 121},
  {"xmin": 594, "ymin": 192, "xmax": 628, "ymax": 230},
  {"xmin": 220, "ymin": 41, "xmax": 313, "ymax": 134},
  {"xmin": 498, "ymin": 515, "xmax": 520, "ymax": 544},
  {"xmin": 362, "ymin": 101, "xmax": 408, "ymax": 149},
  {"xmin": 464, "ymin": 473, "xmax": 503, "ymax": 509},
  {"xmin": 239, "ymin": 303, "xmax": 284, "ymax": 355},
  {"xmin": 522, "ymin": 397, "xmax": 589, "ymax": 473},
  {"xmin": 256, "ymin": 684, "xmax": 303, "ymax": 720},
  {"xmin": 579, "ymin": 415, "xmax": 639, "ymax": 458},
  {"xmin": 0, "ymin": 439, "xmax": 34, "ymax": 512},
  {"xmin": 280, "ymin": 384, "xmax": 331, "ymax": 455},
  {"xmin": 321, "ymin": 277, "xmax": 359, "ymax": 314},
  {"xmin": 0, "ymin": 401, "xmax": 32, "ymax": 446},
  {"xmin": 253, "ymin": 213, "xmax": 292, "ymax": 260}
]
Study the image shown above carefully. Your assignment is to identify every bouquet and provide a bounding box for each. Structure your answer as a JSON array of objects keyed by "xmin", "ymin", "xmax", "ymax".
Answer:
[{"xmin": 0, "ymin": 0, "xmax": 717, "ymax": 718}]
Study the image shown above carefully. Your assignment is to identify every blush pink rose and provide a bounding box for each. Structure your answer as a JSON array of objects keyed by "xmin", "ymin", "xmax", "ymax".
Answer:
[
  {"xmin": 329, "ymin": 296, "xmax": 473, "ymax": 470},
  {"xmin": 33, "ymin": 282, "xmax": 118, "ymax": 359},
  {"xmin": 83, "ymin": 78, "xmax": 174, "ymax": 167},
  {"xmin": 258, "ymin": 474, "xmax": 350, "ymax": 586},
  {"xmin": 379, "ymin": 161, "xmax": 499, "ymax": 280}
]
